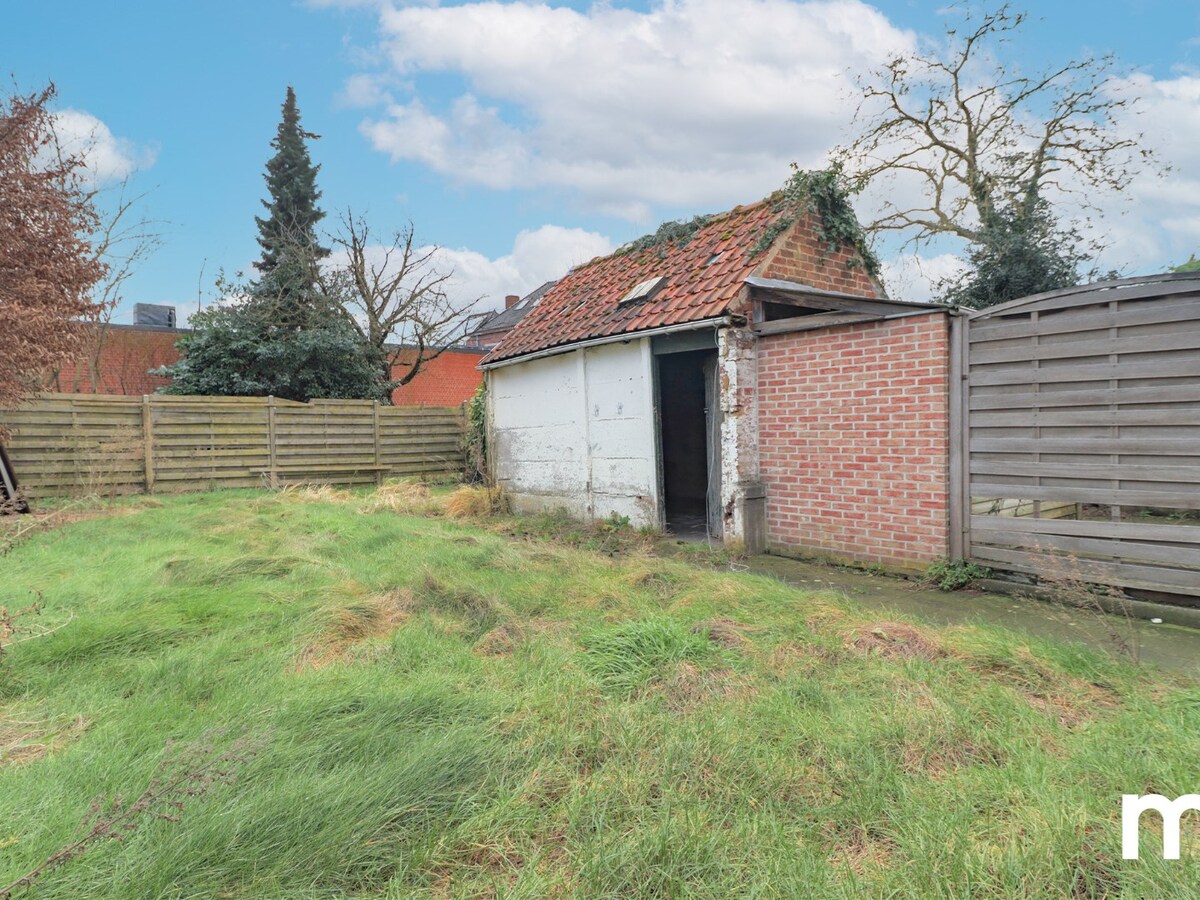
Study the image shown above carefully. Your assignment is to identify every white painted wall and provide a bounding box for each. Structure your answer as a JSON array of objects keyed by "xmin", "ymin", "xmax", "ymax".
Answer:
[{"xmin": 488, "ymin": 338, "xmax": 660, "ymax": 527}]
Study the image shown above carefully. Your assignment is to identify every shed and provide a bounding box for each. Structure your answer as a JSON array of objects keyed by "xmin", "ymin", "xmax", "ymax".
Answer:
[{"xmin": 481, "ymin": 192, "xmax": 950, "ymax": 567}]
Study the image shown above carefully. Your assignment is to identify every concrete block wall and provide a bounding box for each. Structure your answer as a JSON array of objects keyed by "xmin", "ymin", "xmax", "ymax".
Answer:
[{"xmin": 756, "ymin": 313, "xmax": 951, "ymax": 570}]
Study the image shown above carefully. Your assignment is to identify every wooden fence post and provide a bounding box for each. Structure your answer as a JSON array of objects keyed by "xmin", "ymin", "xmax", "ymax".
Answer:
[
  {"xmin": 142, "ymin": 395, "xmax": 156, "ymax": 493},
  {"xmin": 372, "ymin": 402, "xmax": 383, "ymax": 485},
  {"xmin": 266, "ymin": 396, "xmax": 278, "ymax": 489}
]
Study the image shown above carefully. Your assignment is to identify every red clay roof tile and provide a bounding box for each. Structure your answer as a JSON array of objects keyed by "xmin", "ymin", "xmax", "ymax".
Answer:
[
  {"xmin": 483, "ymin": 190, "xmax": 883, "ymax": 366},
  {"xmin": 482, "ymin": 196, "xmax": 790, "ymax": 364}
]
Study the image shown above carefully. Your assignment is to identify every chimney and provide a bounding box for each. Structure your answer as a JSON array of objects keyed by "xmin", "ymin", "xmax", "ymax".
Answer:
[{"xmin": 504, "ymin": 294, "xmax": 520, "ymax": 309}]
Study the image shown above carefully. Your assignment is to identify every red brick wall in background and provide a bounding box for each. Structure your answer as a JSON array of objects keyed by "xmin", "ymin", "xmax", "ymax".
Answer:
[
  {"xmin": 757, "ymin": 313, "xmax": 950, "ymax": 570},
  {"xmin": 53, "ymin": 326, "xmax": 483, "ymax": 407},
  {"xmin": 389, "ymin": 348, "xmax": 483, "ymax": 407},
  {"xmin": 53, "ymin": 326, "xmax": 180, "ymax": 396}
]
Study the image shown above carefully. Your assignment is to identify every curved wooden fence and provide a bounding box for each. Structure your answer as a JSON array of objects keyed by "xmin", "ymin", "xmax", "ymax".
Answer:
[{"xmin": 1, "ymin": 394, "xmax": 465, "ymax": 498}]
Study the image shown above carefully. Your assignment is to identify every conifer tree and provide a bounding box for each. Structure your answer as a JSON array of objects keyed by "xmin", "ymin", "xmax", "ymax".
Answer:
[
  {"xmin": 252, "ymin": 86, "xmax": 328, "ymax": 327},
  {"xmin": 161, "ymin": 87, "xmax": 388, "ymax": 401}
]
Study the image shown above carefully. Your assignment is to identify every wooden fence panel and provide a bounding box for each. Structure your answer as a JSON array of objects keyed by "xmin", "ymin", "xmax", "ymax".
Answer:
[
  {"xmin": 963, "ymin": 280, "xmax": 1200, "ymax": 598},
  {"xmin": 1, "ymin": 394, "xmax": 465, "ymax": 497}
]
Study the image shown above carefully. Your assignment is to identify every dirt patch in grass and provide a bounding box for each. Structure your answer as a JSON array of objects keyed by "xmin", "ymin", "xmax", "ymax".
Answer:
[
  {"xmin": 624, "ymin": 567, "xmax": 684, "ymax": 601},
  {"xmin": 766, "ymin": 640, "xmax": 840, "ymax": 677},
  {"xmin": 294, "ymin": 589, "xmax": 414, "ymax": 671},
  {"xmin": 163, "ymin": 554, "xmax": 304, "ymax": 585},
  {"xmin": 652, "ymin": 661, "xmax": 752, "ymax": 711},
  {"xmin": 825, "ymin": 822, "xmax": 897, "ymax": 878},
  {"xmin": 846, "ymin": 622, "xmax": 946, "ymax": 661},
  {"xmin": 494, "ymin": 510, "xmax": 656, "ymax": 557},
  {"xmin": 1068, "ymin": 824, "xmax": 1123, "ymax": 899},
  {"xmin": 420, "ymin": 573, "xmax": 507, "ymax": 639},
  {"xmin": 474, "ymin": 623, "xmax": 526, "ymax": 656},
  {"xmin": 0, "ymin": 711, "xmax": 89, "ymax": 767},
  {"xmin": 690, "ymin": 616, "xmax": 753, "ymax": 653},
  {"xmin": 970, "ymin": 649, "xmax": 1120, "ymax": 729},
  {"xmin": 900, "ymin": 733, "xmax": 1005, "ymax": 778}
]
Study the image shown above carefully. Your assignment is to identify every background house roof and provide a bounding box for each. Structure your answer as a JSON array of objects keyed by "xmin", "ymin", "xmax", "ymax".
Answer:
[
  {"xmin": 473, "ymin": 280, "xmax": 556, "ymax": 339},
  {"xmin": 481, "ymin": 193, "xmax": 880, "ymax": 365}
]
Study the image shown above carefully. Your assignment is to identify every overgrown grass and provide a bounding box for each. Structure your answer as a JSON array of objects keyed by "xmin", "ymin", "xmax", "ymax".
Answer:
[{"xmin": 2, "ymin": 486, "xmax": 1199, "ymax": 896}]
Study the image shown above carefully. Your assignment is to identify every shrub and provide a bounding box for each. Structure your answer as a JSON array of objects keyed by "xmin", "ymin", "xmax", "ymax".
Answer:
[{"xmin": 924, "ymin": 559, "xmax": 992, "ymax": 592}]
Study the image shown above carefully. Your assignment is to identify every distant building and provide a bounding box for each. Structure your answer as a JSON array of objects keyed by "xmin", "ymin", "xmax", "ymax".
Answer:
[
  {"xmin": 465, "ymin": 281, "xmax": 556, "ymax": 351},
  {"xmin": 52, "ymin": 305, "xmax": 486, "ymax": 408}
]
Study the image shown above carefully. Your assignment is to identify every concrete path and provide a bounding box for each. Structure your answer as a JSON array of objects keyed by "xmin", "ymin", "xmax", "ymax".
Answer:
[{"xmin": 743, "ymin": 553, "xmax": 1200, "ymax": 676}]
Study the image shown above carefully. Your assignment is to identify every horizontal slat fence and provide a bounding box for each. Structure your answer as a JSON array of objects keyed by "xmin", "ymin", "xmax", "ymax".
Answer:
[
  {"xmin": 963, "ymin": 278, "xmax": 1200, "ymax": 598},
  {"xmin": 1, "ymin": 394, "xmax": 465, "ymax": 497}
]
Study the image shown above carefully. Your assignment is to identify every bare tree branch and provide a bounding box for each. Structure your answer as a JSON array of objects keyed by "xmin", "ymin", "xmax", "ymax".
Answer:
[
  {"xmin": 319, "ymin": 211, "xmax": 482, "ymax": 400},
  {"xmin": 837, "ymin": 4, "xmax": 1154, "ymax": 253}
]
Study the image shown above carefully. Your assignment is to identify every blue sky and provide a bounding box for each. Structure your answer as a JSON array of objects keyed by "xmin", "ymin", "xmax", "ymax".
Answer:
[{"xmin": 6, "ymin": 0, "xmax": 1199, "ymax": 322}]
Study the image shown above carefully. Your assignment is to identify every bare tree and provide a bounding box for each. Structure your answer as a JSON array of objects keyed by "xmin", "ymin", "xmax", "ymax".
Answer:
[
  {"xmin": 0, "ymin": 84, "xmax": 107, "ymax": 421},
  {"xmin": 322, "ymin": 212, "xmax": 480, "ymax": 401},
  {"xmin": 77, "ymin": 181, "xmax": 164, "ymax": 392},
  {"xmin": 838, "ymin": 5, "xmax": 1152, "ymax": 252}
]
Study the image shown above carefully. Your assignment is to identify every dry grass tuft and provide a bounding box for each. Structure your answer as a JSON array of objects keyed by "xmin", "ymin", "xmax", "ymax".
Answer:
[
  {"xmin": 445, "ymin": 485, "xmax": 507, "ymax": 519},
  {"xmin": 474, "ymin": 623, "xmax": 527, "ymax": 656},
  {"xmin": 690, "ymin": 616, "xmax": 753, "ymax": 653},
  {"xmin": 276, "ymin": 484, "xmax": 353, "ymax": 504},
  {"xmin": 846, "ymin": 621, "xmax": 945, "ymax": 661},
  {"xmin": 0, "ymin": 711, "xmax": 89, "ymax": 768},
  {"xmin": 294, "ymin": 589, "xmax": 414, "ymax": 672},
  {"xmin": 360, "ymin": 479, "xmax": 438, "ymax": 516}
]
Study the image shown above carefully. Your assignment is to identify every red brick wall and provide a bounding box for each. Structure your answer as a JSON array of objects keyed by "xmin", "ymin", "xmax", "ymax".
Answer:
[
  {"xmin": 754, "ymin": 218, "xmax": 880, "ymax": 298},
  {"xmin": 389, "ymin": 348, "xmax": 483, "ymax": 407},
  {"xmin": 50, "ymin": 326, "xmax": 482, "ymax": 407},
  {"xmin": 757, "ymin": 313, "xmax": 950, "ymax": 570},
  {"xmin": 53, "ymin": 326, "xmax": 180, "ymax": 396}
]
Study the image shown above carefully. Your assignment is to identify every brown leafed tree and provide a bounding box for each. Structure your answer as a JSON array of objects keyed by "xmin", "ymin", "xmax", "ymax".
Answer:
[
  {"xmin": 838, "ymin": 4, "xmax": 1152, "ymax": 252},
  {"xmin": 321, "ymin": 212, "xmax": 480, "ymax": 400},
  {"xmin": 0, "ymin": 84, "xmax": 107, "ymax": 418}
]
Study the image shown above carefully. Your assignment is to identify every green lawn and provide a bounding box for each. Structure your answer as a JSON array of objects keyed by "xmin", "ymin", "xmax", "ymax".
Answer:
[{"xmin": 2, "ymin": 486, "xmax": 1199, "ymax": 897}]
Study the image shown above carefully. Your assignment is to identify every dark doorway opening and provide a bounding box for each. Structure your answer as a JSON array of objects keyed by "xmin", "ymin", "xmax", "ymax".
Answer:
[{"xmin": 656, "ymin": 348, "xmax": 719, "ymax": 538}]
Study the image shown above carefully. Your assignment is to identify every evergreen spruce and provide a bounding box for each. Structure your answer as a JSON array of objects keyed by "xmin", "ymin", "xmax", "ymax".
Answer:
[
  {"xmin": 160, "ymin": 87, "xmax": 391, "ymax": 402},
  {"xmin": 252, "ymin": 86, "xmax": 329, "ymax": 328}
]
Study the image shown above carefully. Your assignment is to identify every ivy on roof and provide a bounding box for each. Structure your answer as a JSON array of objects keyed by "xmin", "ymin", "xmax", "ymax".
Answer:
[{"xmin": 616, "ymin": 214, "xmax": 717, "ymax": 260}]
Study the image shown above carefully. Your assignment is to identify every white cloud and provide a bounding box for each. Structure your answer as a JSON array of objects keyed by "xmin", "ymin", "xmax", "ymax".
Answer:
[
  {"xmin": 432, "ymin": 223, "xmax": 613, "ymax": 316},
  {"xmin": 1084, "ymin": 73, "xmax": 1200, "ymax": 274},
  {"xmin": 355, "ymin": 0, "xmax": 914, "ymax": 219},
  {"xmin": 51, "ymin": 109, "xmax": 156, "ymax": 185},
  {"xmin": 340, "ymin": 0, "xmax": 1200, "ymax": 300},
  {"xmin": 879, "ymin": 253, "xmax": 965, "ymax": 303}
]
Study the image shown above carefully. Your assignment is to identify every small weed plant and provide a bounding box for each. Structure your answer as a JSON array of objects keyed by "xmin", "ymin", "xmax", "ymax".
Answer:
[{"xmin": 925, "ymin": 559, "xmax": 992, "ymax": 591}]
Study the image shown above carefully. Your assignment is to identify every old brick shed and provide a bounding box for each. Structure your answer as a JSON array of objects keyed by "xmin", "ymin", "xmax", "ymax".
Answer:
[{"xmin": 481, "ymin": 192, "xmax": 952, "ymax": 570}]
